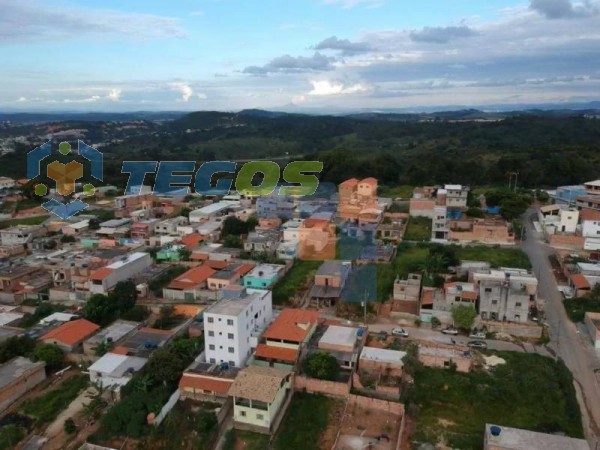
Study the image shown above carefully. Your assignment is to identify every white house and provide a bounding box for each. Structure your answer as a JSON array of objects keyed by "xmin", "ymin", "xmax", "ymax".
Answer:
[
  {"xmin": 583, "ymin": 217, "xmax": 600, "ymax": 251},
  {"xmin": 189, "ymin": 201, "xmax": 240, "ymax": 223},
  {"xmin": 89, "ymin": 252, "xmax": 152, "ymax": 294},
  {"xmin": 88, "ymin": 353, "xmax": 147, "ymax": 389},
  {"xmin": 204, "ymin": 285, "xmax": 273, "ymax": 368}
]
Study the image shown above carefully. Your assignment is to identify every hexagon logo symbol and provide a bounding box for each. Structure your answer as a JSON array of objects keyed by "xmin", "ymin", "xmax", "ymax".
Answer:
[{"xmin": 26, "ymin": 140, "xmax": 103, "ymax": 220}]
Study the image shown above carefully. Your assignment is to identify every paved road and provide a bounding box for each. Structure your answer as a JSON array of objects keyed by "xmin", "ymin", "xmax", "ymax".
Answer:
[{"xmin": 521, "ymin": 208, "xmax": 600, "ymax": 448}]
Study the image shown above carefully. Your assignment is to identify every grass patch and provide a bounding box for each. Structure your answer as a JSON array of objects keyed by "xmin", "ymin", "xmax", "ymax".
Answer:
[
  {"xmin": 21, "ymin": 375, "xmax": 88, "ymax": 427},
  {"xmin": 455, "ymin": 245, "xmax": 531, "ymax": 269},
  {"xmin": 223, "ymin": 430, "xmax": 269, "ymax": 450},
  {"xmin": 273, "ymin": 393, "xmax": 332, "ymax": 450},
  {"xmin": 0, "ymin": 215, "xmax": 48, "ymax": 229},
  {"xmin": 0, "ymin": 424, "xmax": 26, "ymax": 450},
  {"xmin": 404, "ymin": 217, "xmax": 432, "ymax": 242},
  {"xmin": 410, "ymin": 352, "xmax": 583, "ymax": 449},
  {"xmin": 564, "ymin": 288, "xmax": 600, "ymax": 322},
  {"xmin": 273, "ymin": 260, "xmax": 322, "ymax": 305},
  {"xmin": 379, "ymin": 185, "xmax": 414, "ymax": 199},
  {"xmin": 376, "ymin": 244, "xmax": 429, "ymax": 301}
]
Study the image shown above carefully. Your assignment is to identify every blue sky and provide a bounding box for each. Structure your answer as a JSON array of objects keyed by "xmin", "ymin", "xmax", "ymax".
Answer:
[{"xmin": 1, "ymin": 0, "xmax": 599, "ymax": 111}]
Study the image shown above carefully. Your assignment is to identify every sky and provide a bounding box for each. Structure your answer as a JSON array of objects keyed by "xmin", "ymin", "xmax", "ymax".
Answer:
[{"xmin": 1, "ymin": 0, "xmax": 600, "ymax": 112}]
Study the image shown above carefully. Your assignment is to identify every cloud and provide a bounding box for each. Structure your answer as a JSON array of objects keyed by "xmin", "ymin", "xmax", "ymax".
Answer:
[
  {"xmin": 530, "ymin": 0, "xmax": 599, "ymax": 18},
  {"xmin": 243, "ymin": 52, "xmax": 335, "ymax": 75},
  {"xmin": 322, "ymin": 0, "xmax": 385, "ymax": 9},
  {"xmin": 169, "ymin": 83, "xmax": 194, "ymax": 101},
  {"xmin": 308, "ymin": 80, "xmax": 371, "ymax": 96},
  {"xmin": 0, "ymin": 0, "xmax": 187, "ymax": 43},
  {"xmin": 409, "ymin": 25, "xmax": 476, "ymax": 44},
  {"xmin": 107, "ymin": 89, "xmax": 122, "ymax": 101},
  {"xmin": 314, "ymin": 36, "xmax": 373, "ymax": 55}
]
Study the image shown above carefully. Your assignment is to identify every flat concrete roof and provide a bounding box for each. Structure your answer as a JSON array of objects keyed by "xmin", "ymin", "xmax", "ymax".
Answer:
[
  {"xmin": 360, "ymin": 347, "xmax": 406, "ymax": 366},
  {"xmin": 319, "ymin": 325, "xmax": 358, "ymax": 349},
  {"xmin": 0, "ymin": 357, "xmax": 44, "ymax": 389},
  {"xmin": 484, "ymin": 424, "xmax": 589, "ymax": 450}
]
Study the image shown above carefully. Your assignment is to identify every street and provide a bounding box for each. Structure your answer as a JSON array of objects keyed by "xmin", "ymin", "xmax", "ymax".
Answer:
[{"xmin": 521, "ymin": 207, "xmax": 600, "ymax": 448}]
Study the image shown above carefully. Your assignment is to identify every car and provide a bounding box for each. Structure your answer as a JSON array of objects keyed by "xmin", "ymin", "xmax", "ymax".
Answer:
[
  {"xmin": 467, "ymin": 340, "xmax": 488, "ymax": 349},
  {"xmin": 441, "ymin": 327, "xmax": 459, "ymax": 335},
  {"xmin": 469, "ymin": 331, "xmax": 486, "ymax": 339},
  {"xmin": 391, "ymin": 327, "xmax": 409, "ymax": 337}
]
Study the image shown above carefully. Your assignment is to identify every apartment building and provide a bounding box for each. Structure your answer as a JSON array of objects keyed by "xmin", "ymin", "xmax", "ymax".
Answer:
[
  {"xmin": 89, "ymin": 252, "xmax": 152, "ymax": 294},
  {"xmin": 203, "ymin": 285, "xmax": 273, "ymax": 367}
]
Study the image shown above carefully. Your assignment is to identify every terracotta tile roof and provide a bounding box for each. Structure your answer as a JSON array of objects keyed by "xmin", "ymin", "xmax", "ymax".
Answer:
[
  {"xmin": 262, "ymin": 309, "xmax": 320, "ymax": 342},
  {"xmin": 229, "ymin": 366, "xmax": 291, "ymax": 403},
  {"xmin": 234, "ymin": 263, "xmax": 255, "ymax": 277},
  {"xmin": 90, "ymin": 267, "xmax": 114, "ymax": 281},
  {"xmin": 110, "ymin": 346, "xmax": 129, "ymax": 355},
  {"xmin": 303, "ymin": 218, "xmax": 330, "ymax": 229},
  {"xmin": 360, "ymin": 177, "xmax": 377, "ymax": 186},
  {"xmin": 461, "ymin": 291, "xmax": 478, "ymax": 300},
  {"xmin": 420, "ymin": 288, "xmax": 435, "ymax": 306},
  {"xmin": 180, "ymin": 233, "xmax": 204, "ymax": 249},
  {"xmin": 340, "ymin": 178, "xmax": 359, "ymax": 187},
  {"xmin": 571, "ymin": 274, "xmax": 591, "ymax": 290},
  {"xmin": 254, "ymin": 344, "xmax": 298, "ymax": 363},
  {"xmin": 179, "ymin": 374, "xmax": 233, "ymax": 395},
  {"xmin": 580, "ymin": 209, "xmax": 600, "ymax": 222},
  {"xmin": 41, "ymin": 319, "xmax": 100, "ymax": 346},
  {"xmin": 167, "ymin": 265, "xmax": 216, "ymax": 290},
  {"xmin": 204, "ymin": 260, "xmax": 230, "ymax": 270},
  {"xmin": 138, "ymin": 327, "xmax": 173, "ymax": 336}
]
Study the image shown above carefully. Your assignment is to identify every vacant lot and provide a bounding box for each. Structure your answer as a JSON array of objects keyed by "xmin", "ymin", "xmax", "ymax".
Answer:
[
  {"xmin": 409, "ymin": 352, "xmax": 582, "ymax": 449},
  {"xmin": 564, "ymin": 287, "xmax": 600, "ymax": 322},
  {"xmin": 273, "ymin": 393, "xmax": 335, "ymax": 450},
  {"xmin": 273, "ymin": 260, "xmax": 322, "ymax": 305},
  {"xmin": 455, "ymin": 245, "xmax": 531, "ymax": 269},
  {"xmin": 404, "ymin": 217, "xmax": 432, "ymax": 242}
]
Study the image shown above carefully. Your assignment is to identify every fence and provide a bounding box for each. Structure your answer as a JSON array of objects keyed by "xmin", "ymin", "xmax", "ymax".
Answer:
[{"xmin": 153, "ymin": 388, "xmax": 181, "ymax": 426}]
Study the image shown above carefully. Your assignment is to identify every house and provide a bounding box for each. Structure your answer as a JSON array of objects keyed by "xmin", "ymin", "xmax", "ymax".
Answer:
[
  {"xmin": 473, "ymin": 269, "xmax": 538, "ymax": 323},
  {"xmin": 130, "ymin": 219, "xmax": 160, "ymax": 240},
  {"xmin": 229, "ymin": 365, "xmax": 293, "ymax": 435},
  {"xmin": 61, "ymin": 219, "xmax": 90, "ymax": 236},
  {"xmin": 0, "ymin": 225, "xmax": 44, "ymax": 246},
  {"xmin": 409, "ymin": 198, "xmax": 436, "ymax": 218},
  {"xmin": 0, "ymin": 177, "xmax": 16, "ymax": 190},
  {"xmin": 338, "ymin": 178, "xmax": 380, "ymax": 221},
  {"xmin": 376, "ymin": 214, "xmax": 405, "ymax": 243},
  {"xmin": 96, "ymin": 218, "xmax": 131, "ymax": 237},
  {"xmin": 192, "ymin": 243, "xmax": 240, "ymax": 263},
  {"xmin": 0, "ymin": 244, "xmax": 27, "ymax": 259},
  {"xmin": 163, "ymin": 265, "xmax": 216, "ymax": 301},
  {"xmin": 282, "ymin": 218, "xmax": 304, "ymax": 242},
  {"xmin": 419, "ymin": 342, "xmax": 472, "ymax": 372},
  {"xmin": 39, "ymin": 312, "xmax": 78, "ymax": 325},
  {"xmin": 155, "ymin": 244, "xmax": 186, "ymax": 262},
  {"xmin": 297, "ymin": 218, "xmax": 336, "ymax": 260},
  {"xmin": 179, "ymin": 359, "xmax": 239, "ymax": 403},
  {"xmin": 113, "ymin": 192, "xmax": 153, "ymax": 218},
  {"xmin": 0, "ymin": 357, "xmax": 46, "ymax": 412},
  {"xmin": 244, "ymin": 230, "xmax": 280, "ymax": 256},
  {"xmin": 570, "ymin": 273, "xmax": 592, "ymax": 297},
  {"xmin": 154, "ymin": 216, "xmax": 188, "ymax": 235},
  {"xmin": 359, "ymin": 347, "xmax": 406, "ymax": 377},
  {"xmin": 392, "ymin": 273, "xmax": 422, "ymax": 314},
  {"xmin": 276, "ymin": 241, "xmax": 298, "ymax": 260},
  {"xmin": 538, "ymin": 205, "xmax": 579, "ymax": 235},
  {"xmin": 483, "ymin": 423, "xmax": 589, "ymax": 450},
  {"xmin": 207, "ymin": 263, "xmax": 254, "ymax": 291},
  {"xmin": 83, "ymin": 320, "xmax": 140, "ymax": 356},
  {"xmin": 432, "ymin": 205, "xmax": 449, "ymax": 242},
  {"xmin": 243, "ymin": 264, "xmax": 285, "ymax": 290},
  {"xmin": 204, "ymin": 286, "xmax": 273, "ymax": 367},
  {"xmin": 256, "ymin": 196, "xmax": 295, "ymax": 220},
  {"xmin": 448, "ymin": 218, "xmax": 515, "ymax": 246},
  {"xmin": 88, "ymin": 353, "xmax": 147, "ymax": 389},
  {"xmin": 444, "ymin": 184, "xmax": 469, "ymax": 208},
  {"xmin": 189, "ymin": 201, "xmax": 240, "ymax": 222},
  {"xmin": 582, "ymin": 209, "xmax": 600, "ymax": 251},
  {"xmin": 89, "ymin": 252, "xmax": 152, "ymax": 294},
  {"xmin": 316, "ymin": 325, "xmax": 361, "ymax": 369},
  {"xmin": 309, "ymin": 261, "xmax": 352, "ymax": 308},
  {"xmin": 252, "ymin": 309, "xmax": 320, "ymax": 368},
  {"xmin": 584, "ymin": 312, "xmax": 600, "ymax": 349},
  {"xmin": 0, "ymin": 266, "xmax": 44, "ymax": 294},
  {"xmin": 40, "ymin": 318, "xmax": 100, "ymax": 352},
  {"xmin": 551, "ymin": 184, "xmax": 587, "ymax": 205}
]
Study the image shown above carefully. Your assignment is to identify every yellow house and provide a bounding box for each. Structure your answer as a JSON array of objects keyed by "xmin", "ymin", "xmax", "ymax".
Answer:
[{"xmin": 229, "ymin": 365, "xmax": 293, "ymax": 435}]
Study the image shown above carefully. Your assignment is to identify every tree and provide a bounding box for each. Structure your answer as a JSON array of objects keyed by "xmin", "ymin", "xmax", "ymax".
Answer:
[
  {"xmin": 111, "ymin": 280, "xmax": 137, "ymax": 312},
  {"xmin": 466, "ymin": 207, "xmax": 485, "ymax": 218},
  {"xmin": 0, "ymin": 336, "xmax": 36, "ymax": 364},
  {"xmin": 223, "ymin": 235, "xmax": 243, "ymax": 248},
  {"xmin": 178, "ymin": 247, "xmax": 191, "ymax": 261},
  {"xmin": 121, "ymin": 305, "xmax": 150, "ymax": 322},
  {"xmin": 452, "ymin": 305, "xmax": 477, "ymax": 330},
  {"xmin": 145, "ymin": 348, "xmax": 186, "ymax": 385},
  {"xmin": 31, "ymin": 343, "xmax": 64, "ymax": 370},
  {"xmin": 179, "ymin": 207, "xmax": 191, "ymax": 218},
  {"xmin": 430, "ymin": 316, "xmax": 441, "ymax": 329},
  {"xmin": 64, "ymin": 418, "xmax": 77, "ymax": 434},
  {"xmin": 60, "ymin": 234, "xmax": 76, "ymax": 243},
  {"xmin": 302, "ymin": 351, "xmax": 340, "ymax": 381},
  {"xmin": 84, "ymin": 294, "xmax": 118, "ymax": 327}
]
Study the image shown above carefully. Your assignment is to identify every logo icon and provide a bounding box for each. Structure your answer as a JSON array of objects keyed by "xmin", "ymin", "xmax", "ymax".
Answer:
[{"xmin": 27, "ymin": 140, "xmax": 103, "ymax": 220}]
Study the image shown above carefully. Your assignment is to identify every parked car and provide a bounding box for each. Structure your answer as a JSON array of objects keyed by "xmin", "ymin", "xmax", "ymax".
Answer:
[
  {"xmin": 441, "ymin": 327, "xmax": 459, "ymax": 335},
  {"xmin": 469, "ymin": 330, "xmax": 486, "ymax": 339},
  {"xmin": 391, "ymin": 327, "xmax": 409, "ymax": 337},
  {"xmin": 467, "ymin": 340, "xmax": 488, "ymax": 349}
]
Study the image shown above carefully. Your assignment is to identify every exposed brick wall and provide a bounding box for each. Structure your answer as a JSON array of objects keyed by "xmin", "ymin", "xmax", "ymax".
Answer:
[
  {"xmin": 549, "ymin": 234, "xmax": 585, "ymax": 250},
  {"xmin": 294, "ymin": 375, "xmax": 351, "ymax": 397},
  {"xmin": 347, "ymin": 394, "xmax": 404, "ymax": 416},
  {"xmin": 482, "ymin": 321, "xmax": 543, "ymax": 338}
]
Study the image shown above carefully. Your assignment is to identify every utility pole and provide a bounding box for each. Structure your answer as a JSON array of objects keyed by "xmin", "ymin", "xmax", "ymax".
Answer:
[{"xmin": 363, "ymin": 289, "xmax": 368, "ymax": 325}]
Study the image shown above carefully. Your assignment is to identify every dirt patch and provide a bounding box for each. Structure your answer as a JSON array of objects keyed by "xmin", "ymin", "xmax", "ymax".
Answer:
[
  {"xmin": 319, "ymin": 400, "xmax": 347, "ymax": 450},
  {"xmin": 333, "ymin": 403, "xmax": 401, "ymax": 450}
]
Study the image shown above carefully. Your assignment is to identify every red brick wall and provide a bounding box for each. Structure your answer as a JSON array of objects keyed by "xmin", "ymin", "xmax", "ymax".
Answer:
[
  {"xmin": 549, "ymin": 234, "xmax": 584, "ymax": 250},
  {"xmin": 348, "ymin": 394, "xmax": 404, "ymax": 416},
  {"xmin": 294, "ymin": 375, "xmax": 350, "ymax": 397}
]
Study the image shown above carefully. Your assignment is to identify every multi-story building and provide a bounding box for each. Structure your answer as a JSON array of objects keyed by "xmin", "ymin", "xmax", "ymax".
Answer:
[
  {"xmin": 203, "ymin": 285, "xmax": 273, "ymax": 367},
  {"xmin": 309, "ymin": 260, "xmax": 352, "ymax": 308},
  {"xmin": 243, "ymin": 264, "xmax": 285, "ymax": 290},
  {"xmin": 582, "ymin": 209, "xmax": 600, "ymax": 251},
  {"xmin": 89, "ymin": 252, "xmax": 152, "ymax": 294},
  {"xmin": 0, "ymin": 225, "xmax": 44, "ymax": 246},
  {"xmin": 575, "ymin": 179, "xmax": 600, "ymax": 211},
  {"xmin": 154, "ymin": 216, "xmax": 188, "ymax": 235},
  {"xmin": 473, "ymin": 269, "xmax": 538, "ymax": 323},
  {"xmin": 432, "ymin": 206, "xmax": 449, "ymax": 242},
  {"xmin": 256, "ymin": 196, "xmax": 295, "ymax": 220},
  {"xmin": 391, "ymin": 273, "xmax": 422, "ymax": 314}
]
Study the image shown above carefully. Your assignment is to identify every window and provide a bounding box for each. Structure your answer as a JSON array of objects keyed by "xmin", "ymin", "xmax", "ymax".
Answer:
[
  {"xmin": 208, "ymin": 331, "xmax": 214, "ymax": 337},
  {"xmin": 207, "ymin": 317, "xmax": 214, "ymax": 323},
  {"xmin": 491, "ymin": 300, "xmax": 498, "ymax": 305},
  {"xmin": 209, "ymin": 345, "xmax": 215, "ymax": 350},
  {"xmin": 256, "ymin": 413, "xmax": 264, "ymax": 420},
  {"xmin": 229, "ymin": 361, "xmax": 235, "ymax": 367},
  {"xmin": 227, "ymin": 319, "xmax": 234, "ymax": 326},
  {"xmin": 228, "ymin": 347, "xmax": 234, "ymax": 353},
  {"xmin": 485, "ymin": 288, "xmax": 492, "ymax": 293},
  {"xmin": 515, "ymin": 302, "xmax": 522, "ymax": 307},
  {"xmin": 210, "ymin": 358, "xmax": 216, "ymax": 363},
  {"xmin": 240, "ymin": 411, "xmax": 246, "ymax": 417},
  {"xmin": 228, "ymin": 333, "xmax": 234, "ymax": 340}
]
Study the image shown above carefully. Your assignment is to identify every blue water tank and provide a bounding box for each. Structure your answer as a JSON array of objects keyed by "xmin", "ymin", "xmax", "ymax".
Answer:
[{"xmin": 490, "ymin": 425, "xmax": 502, "ymax": 437}]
